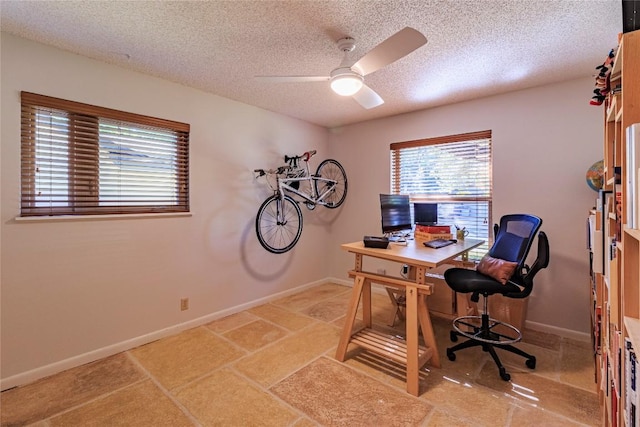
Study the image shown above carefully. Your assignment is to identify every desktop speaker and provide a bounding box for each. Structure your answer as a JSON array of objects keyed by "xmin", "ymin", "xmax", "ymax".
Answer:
[{"xmin": 363, "ymin": 236, "xmax": 389, "ymax": 249}]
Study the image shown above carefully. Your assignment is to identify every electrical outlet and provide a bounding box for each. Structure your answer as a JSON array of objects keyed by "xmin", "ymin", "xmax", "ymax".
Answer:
[
  {"xmin": 180, "ymin": 298, "xmax": 189, "ymax": 311},
  {"xmin": 377, "ymin": 268, "xmax": 386, "ymax": 275}
]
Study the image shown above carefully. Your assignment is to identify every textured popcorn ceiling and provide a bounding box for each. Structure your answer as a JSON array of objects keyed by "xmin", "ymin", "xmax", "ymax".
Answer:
[{"xmin": 0, "ymin": 0, "xmax": 622, "ymax": 128}]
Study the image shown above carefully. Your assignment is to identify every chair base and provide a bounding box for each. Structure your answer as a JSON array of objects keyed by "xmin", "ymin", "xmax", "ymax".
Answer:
[
  {"xmin": 452, "ymin": 315, "xmax": 521, "ymax": 345},
  {"xmin": 447, "ymin": 313, "xmax": 536, "ymax": 381}
]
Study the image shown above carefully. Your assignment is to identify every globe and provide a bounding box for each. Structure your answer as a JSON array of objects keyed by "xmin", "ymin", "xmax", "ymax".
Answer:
[{"xmin": 586, "ymin": 160, "xmax": 604, "ymax": 192}]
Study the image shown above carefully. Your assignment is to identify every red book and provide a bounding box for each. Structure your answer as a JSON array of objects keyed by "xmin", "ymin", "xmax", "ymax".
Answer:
[{"xmin": 415, "ymin": 225, "xmax": 451, "ymax": 234}]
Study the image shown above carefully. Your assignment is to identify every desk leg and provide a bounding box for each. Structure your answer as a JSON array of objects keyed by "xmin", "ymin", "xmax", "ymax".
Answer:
[
  {"xmin": 415, "ymin": 265, "xmax": 440, "ymax": 369},
  {"xmin": 362, "ymin": 278, "xmax": 372, "ymax": 328},
  {"xmin": 405, "ymin": 285, "xmax": 419, "ymax": 396},
  {"xmin": 335, "ymin": 274, "xmax": 365, "ymax": 362},
  {"xmin": 418, "ymin": 295, "xmax": 441, "ymax": 368}
]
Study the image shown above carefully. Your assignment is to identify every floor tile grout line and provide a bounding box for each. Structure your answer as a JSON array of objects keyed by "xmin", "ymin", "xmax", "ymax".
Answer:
[
  {"xmin": 110, "ymin": 288, "xmax": 347, "ymax": 424},
  {"xmin": 325, "ymin": 351, "xmax": 427, "ymax": 402},
  {"xmin": 442, "ymin": 329, "xmax": 598, "ymax": 396},
  {"xmin": 459, "ymin": 362, "xmax": 599, "ymax": 426},
  {"xmin": 203, "ymin": 311, "xmax": 262, "ymax": 334},
  {"xmin": 218, "ymin": 315, "xmax": 290, "ymax": 339},
  {"xmin": 124, "ymin": 351, "xmax": 202, "ymax": 427},
  {"xmin": 226, "ymin": 362, "xmax": 322, "ymax": 425},
  {"xmin": 269, "ymin": 285, "xmax": 354, "ymax": 313},
  {"xmin": 199, "ymin": 324, "xmax": 253, "ymax": 355},
  {"xmin": 248, "ymin": 302, "xmax": 327, "ymax": 328},
  {"xmin": 212, "ymin": 316, "xmax": 311, "ymax": 352},
  {"xmin": 166, "ymin": 320, "xmax": 338, "ymax": 395},
  {"xmin": 356, "ymin": 340, "xmax": 594, "ymax": 427},
  {"xmin": 240, "ymin": 303, "xmax": 411, "ymax": 420},
  {"xmin": 206, "ymin": 316, "xmax": 340, "ymax": 360},
  {"xmin": 35, "ymin": 377, "xmax": 150, "ymax": 424}
]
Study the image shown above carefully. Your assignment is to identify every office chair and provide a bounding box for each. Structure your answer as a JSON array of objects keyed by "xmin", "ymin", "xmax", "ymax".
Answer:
[{"xmin": 443, "ymin": 214, "xmax": 549, "ymax": 381}]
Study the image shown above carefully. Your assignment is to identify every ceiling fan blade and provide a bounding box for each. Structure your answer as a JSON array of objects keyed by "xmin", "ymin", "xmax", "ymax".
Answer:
[
  {"xmin": 352, "ymin": 27, "xmax": 427, "ymax": 76},
  {"xmin": 352, "ymin": 84, "xmax": 384, "ymax": 109},
  {"xmin": 255, "ymin": 75, "xmax": 329, "ymax": 83}
]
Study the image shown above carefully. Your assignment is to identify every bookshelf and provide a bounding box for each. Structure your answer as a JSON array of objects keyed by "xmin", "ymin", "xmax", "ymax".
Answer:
[{"xmin": 592, "ymin": 29, "xmax": 640, "ymax": 427}]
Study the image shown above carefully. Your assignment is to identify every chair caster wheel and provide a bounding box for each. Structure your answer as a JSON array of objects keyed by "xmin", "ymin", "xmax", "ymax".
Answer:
[
  {"xmin": 450, "ymin": 331, "xmax": 458, "ymax": 342},
  {"xmin": 526, "ymin": 357, "xmax": 536, "ymax": 369},
  {"xmin": 447, "ymin": 349, "xmax": 456, "ymax": 361},
  {"xmin": 499, "ymin": 367, "xmax": 510, "ymax": 381}
]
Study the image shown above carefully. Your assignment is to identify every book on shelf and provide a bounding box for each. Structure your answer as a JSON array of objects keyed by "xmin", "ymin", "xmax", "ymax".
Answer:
[
  {"xmin": 615, "ymin": 167, "xmax": 622, "ymax": 241},
  {"xmin": 627, "ymin": 124, "xmax": 640, "ymax": 229},
  {"xmin": 595, "ymin": 305, "xmax": 602, "ymax": 353},
  {"xmin": 626, "ymin": 338, "xmax": 640, "ymax": 427},
  {"xmin": 613, "ymin": 382, "xmax": 619, "ymax": 427}
]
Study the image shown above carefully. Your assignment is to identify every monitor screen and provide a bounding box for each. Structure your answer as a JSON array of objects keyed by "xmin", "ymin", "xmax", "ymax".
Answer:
[
  {"xmin": 380, "ymin": 194, "xmax": 412, "ymax": 234},
  {"xmin": 414, "ymin": 203, "xmax": 438, "ymax": 225}
]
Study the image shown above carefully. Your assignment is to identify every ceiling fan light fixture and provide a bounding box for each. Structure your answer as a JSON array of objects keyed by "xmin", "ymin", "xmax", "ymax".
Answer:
[{"xmin": 330, "ymin": 69, "xmax": 364, "ymax": 96}]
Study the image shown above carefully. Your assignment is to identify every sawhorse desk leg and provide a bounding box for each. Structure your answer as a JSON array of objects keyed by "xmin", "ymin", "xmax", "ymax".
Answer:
[
  {"xmin": 335, "ymin": 272, "xmax": 371, "ymax": 361},
  {"xmin": 405, "ymin": 285, "xmax": 419, "ymax": 395}
]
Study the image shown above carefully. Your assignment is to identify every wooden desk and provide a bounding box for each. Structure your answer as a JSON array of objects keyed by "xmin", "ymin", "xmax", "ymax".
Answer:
[{"xmin": 336, "ymin": 238, "xmax": 483, "ymax": 396}]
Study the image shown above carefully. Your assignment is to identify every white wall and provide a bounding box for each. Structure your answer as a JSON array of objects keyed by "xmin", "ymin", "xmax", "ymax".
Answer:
[
  {"xmin": 0, "ymin": 34, "xmax": 334, "ymax": 387},
  {"xmin": 328, "ymin": 77, "xmax": 602, "ymax": 335},
  {"xmin": 1, "ymin": 32, "xmax": 602, "ymax": 388}
]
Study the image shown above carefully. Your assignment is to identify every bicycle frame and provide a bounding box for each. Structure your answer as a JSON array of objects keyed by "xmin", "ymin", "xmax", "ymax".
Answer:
[{"xmin": 276, "ymin": 173, "xmax": 337, "ymax": 206}]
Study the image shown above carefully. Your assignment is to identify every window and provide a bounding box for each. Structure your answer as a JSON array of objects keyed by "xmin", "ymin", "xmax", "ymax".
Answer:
[
  {"xmin": 20, "ymin": 92, "xmax": 190, "ymax": 217},
  {"xmin": 390, "ymin": 130, "xmax": 492, "ymax": 258}
]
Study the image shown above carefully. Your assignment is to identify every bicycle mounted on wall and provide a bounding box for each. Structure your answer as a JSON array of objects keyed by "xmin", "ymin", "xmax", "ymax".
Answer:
[{"xmin": 254, "ymin": 150, "xmax": 347, "ymax": 253}]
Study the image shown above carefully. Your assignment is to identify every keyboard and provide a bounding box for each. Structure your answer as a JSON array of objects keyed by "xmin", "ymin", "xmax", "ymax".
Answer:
[{"xmin": 423, "ymin": 239, "xmax": 455, "ymax": 249}]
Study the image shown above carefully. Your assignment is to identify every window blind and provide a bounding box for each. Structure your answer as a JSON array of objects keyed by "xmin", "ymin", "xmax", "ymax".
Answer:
[
  {"xmin": 390, "ymin": 130, "xmax": 492, "ymax": 257},
  {"xmin": 20, "ymin": 92, "xmax": 190, "ymax": 216}
]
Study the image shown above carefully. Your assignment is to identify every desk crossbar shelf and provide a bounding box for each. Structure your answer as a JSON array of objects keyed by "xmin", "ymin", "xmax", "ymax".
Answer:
[{"xmin": 350, "ymin": 328, "xmax": 433, "ymax": 367}]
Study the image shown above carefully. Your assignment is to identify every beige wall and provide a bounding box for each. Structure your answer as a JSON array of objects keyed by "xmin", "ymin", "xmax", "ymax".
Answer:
[
  {"xmin": 0, "ymin": 34, "xmax": 333, "ymax": 387},
  {"xmin": 327, "ymin": 77, "xmax": 602, "ymax": 335},
  {"xmin": 1, "ymin": 32, "xmax": 602, "ymax": 388}
]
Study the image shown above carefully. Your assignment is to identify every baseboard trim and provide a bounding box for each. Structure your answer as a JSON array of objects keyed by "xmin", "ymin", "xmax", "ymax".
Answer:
[
  {"xmin": 0, "ymin": 277, "xmax": 331, "ymax": 391},
  {"xmin": 525, "ymin": 320, "xmax": 590, "ymax": 342},
  {"xmin": 1, "ymin": 277, "xmax": 590, "ymax": 390}
]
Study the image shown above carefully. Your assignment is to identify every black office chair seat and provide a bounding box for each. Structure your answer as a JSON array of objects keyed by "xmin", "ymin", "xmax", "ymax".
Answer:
[
  {"xmin": 446, "ymin": 268, "xmax": 523, "ymax": 346},
  {"xmin": 444, "ymin": 214, "xmax": 549, "ymax": 382},
  {"xmin": 446, "ymin": 268, "xmax": 523, "ymax": 296}
]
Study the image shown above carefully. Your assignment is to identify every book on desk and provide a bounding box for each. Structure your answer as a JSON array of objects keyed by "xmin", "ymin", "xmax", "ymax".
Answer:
[{"xmin": 423, "ymin": 239, "xmax": 455, "ymax": 249}]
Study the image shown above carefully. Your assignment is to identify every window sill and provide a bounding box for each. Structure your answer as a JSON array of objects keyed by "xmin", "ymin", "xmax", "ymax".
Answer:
[{"xmin": 14, "ymin": 212, "xmax": 192, "ymax": 223}]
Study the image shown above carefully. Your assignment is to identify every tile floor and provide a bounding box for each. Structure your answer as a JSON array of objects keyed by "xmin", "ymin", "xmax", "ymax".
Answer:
[{"xmin": 1, "ymin": 282, "xmax": 599, "ymax": 426}]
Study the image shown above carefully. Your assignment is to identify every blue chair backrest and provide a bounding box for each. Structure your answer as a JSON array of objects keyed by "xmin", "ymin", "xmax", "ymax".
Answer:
[{"xmin": 488, "ymin": 214, "xmax": 542, "ymax": 268}]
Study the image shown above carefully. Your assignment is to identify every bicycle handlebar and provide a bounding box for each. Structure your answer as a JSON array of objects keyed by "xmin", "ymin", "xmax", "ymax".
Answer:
[
  {"xmin": 284, "ymin": 150, "xmax": 317, "ymax": 163},
  {"xmin": 255, "ymin": 150, "xmax": 318, "ymax": 179}
]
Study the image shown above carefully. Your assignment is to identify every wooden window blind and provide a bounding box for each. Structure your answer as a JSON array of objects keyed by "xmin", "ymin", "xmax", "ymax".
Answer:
[
  {"xmin": 20, "ymin": 92, "xmax": 190, "ymax": 217},
  {"xmin": 390, "ymin": 130, "xmax": 493, "ymax": 257}
]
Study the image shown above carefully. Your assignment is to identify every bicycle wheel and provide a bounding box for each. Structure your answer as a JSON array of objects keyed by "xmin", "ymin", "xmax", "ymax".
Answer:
[
  {"xmin": 255, "ymin": 194, "xmax": 303, "ymax": 254},
  {"xmin": 314, "ymin": 159, "xmax": 348, "ymax": 208}
]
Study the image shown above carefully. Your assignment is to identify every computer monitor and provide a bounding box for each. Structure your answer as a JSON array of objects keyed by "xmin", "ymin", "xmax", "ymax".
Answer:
[
  {"xmin": 414, "ymin": 203, "xmax": 438, "ymax": 225},
  {"xmin": 380, "ymin": 194, "xmax": 412, "ymax": 234}
]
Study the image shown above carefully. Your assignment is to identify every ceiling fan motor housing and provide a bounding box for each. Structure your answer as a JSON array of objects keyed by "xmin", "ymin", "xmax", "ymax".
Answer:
[
  {"xmin": 329, "ymin": 67, "xmax": 364, "ymax": 96},
  {"xmin": 330, "ymin": 67, "xmax": 362, "ymax": 80}
]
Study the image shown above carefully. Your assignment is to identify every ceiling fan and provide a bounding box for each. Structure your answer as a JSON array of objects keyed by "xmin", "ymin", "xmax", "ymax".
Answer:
[{"xmin": 255, "ymin": 27, "xmax": 427, "ymax": 109}]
